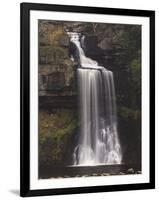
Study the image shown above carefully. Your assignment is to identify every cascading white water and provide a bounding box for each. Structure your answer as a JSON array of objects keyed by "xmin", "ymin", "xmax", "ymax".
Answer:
[{"xmin": 68, "ymin": 32, "xmax": 122, "ymax": 166}]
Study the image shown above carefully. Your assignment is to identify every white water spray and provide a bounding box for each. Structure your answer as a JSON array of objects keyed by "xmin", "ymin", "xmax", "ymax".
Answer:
[{"xmin": 68, "ymin": 32, "xmax": 122, "ymax": 166}]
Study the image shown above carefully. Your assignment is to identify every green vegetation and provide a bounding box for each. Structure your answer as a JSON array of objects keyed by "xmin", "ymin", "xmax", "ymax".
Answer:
[
  {"xmin": 113, "ymin": 26, "xmax": 141, "ymax": 119},
  {"xmin": 39, "ymin": 109, "xmax": 77, "ymax": 165},
  {"xmin": 119, "ymin": 106, "xmax": 140, "ymax": 120}
]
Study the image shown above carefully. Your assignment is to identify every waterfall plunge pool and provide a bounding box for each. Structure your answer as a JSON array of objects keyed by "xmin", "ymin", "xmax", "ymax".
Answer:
[{"xmin": 39, "ymin": 164, "xmax": 141, "ymax": 179}]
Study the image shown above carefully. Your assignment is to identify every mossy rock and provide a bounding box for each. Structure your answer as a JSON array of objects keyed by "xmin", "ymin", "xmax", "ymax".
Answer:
[
  {"xmin": 39, "ymin": 21, "xmax": 69, "ymax": 46},
  {"xmin": 39, "ymin": 45, "xmax": 69, "ymax": 64},
  {"xmin": 39, "ymin": 109, "xmax": 77, "ymax": 165}
]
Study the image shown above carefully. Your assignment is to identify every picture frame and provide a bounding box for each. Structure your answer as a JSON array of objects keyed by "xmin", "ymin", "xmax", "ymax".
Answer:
[{"xmin": 20, "ymin": 2, "xmax": 155, "ymax": 197}]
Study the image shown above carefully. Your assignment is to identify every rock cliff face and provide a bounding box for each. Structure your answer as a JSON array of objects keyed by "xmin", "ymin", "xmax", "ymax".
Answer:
[
  {"xmin": 38, "ymin": 20, "xmax": 77, "ymax": 97},
  {"xmin": 38, "ymin": 20, "xmax": 141, "ymax": 167}
]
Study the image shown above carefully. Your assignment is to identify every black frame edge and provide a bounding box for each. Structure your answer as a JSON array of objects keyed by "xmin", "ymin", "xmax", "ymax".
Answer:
[
  {"xmin": 20, "ymin": 2, "xmax": 30, "ymax": 197},
  {"xmin": 29, "ymin": 183, "xmax": 155, "ymax": 197},
  {"xmin": 21, "ymin": 2, "xmax": 155, "ymax": 16},
  {"xmin": 20, "ymin": 2, "xmax": 155, "ymax": 197},
  {"xmin": 149, "ymin": 11, "xmax": 155, "ymax": 189}
]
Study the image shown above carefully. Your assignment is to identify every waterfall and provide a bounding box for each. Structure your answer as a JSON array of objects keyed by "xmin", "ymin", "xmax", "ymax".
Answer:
[{"xmin": 68, "ymin": 32, "xmax": 122, "ymax": 166}]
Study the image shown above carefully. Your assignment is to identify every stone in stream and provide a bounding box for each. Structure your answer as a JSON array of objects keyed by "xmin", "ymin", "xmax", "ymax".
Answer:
[
  {"xmin": 102, "ymin": 173, "xmax": 110, "ymax": 176},
  {"xmin": 81, "ymin": 175, "xmax": 89, "ymax": 177},
  {"xmin": 92, "ymin": 173, "xmax": 99, "ymax": 176},
  {"xmin": 63, "ymin": 175, "xmax": 70, "ymax": 178},
  {"xmin": 127, "ymin": 168, "xmax": 135, "ymax": 174},
  {"xmin": 119, "ymin": 172, "xmax": 125, "ymax": 175},
  {"xmin": 109, "ymin": 173, "xmax": 116, "ymax": 175}
]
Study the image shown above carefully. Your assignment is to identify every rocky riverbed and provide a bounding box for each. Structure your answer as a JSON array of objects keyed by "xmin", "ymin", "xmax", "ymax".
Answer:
[{"xmin": 39, "ymin": 165, "xmax": 141, "ymax": 179}]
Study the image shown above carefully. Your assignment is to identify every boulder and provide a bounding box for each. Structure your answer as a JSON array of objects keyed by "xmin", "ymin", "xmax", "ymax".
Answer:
[
  {"xmin": 98, "ymin": 37, "xmax": 113, "ymax": 50},
  {"xmin": 59, "ymin": 35, "xmax": 70, "ymax": 47},
  {"xmin": 127, "ymin": 168, "xmax": 135, "ymax": 174},
  {"xmin": 47, "ymin": 72, "xmax": 65, "ymax": 91}
]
